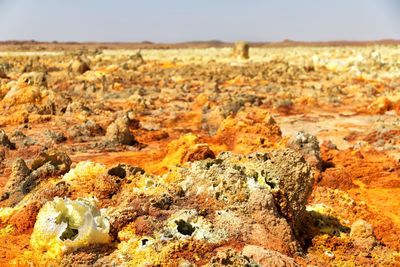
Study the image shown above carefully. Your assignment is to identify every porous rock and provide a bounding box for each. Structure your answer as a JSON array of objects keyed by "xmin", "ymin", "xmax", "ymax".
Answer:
[
  {"xmin": 287, "ymin": 131, "xmax": 322, "ymax": 171},
  {"xmin": 67, "ymin": 120, "xmax": 105, "ymax": 142},
  {"xmin": 179, "ymin": 149, "xmax": 313, "ymax": 229},
  {"xmin": 350, "ymin": 220, "xmax": 378, "ymax": 251},
  {"xmin": 263, "ymin": 149, "xmax": 314, "ymax": 228},
  {"xmin": 210, "ymin": 248, "xmax": 260, "ymax": 267},
  {"xmin": 150, "ymin": 192, "xmax": 173, "ymax": 210},
  {"xmin": 1, "ymin": 158, "xmax": 30, "ymax": 202},
  {"xmin": 242, "ymin": 245, "xmax": 298, "ymax": 267},
  {"xmin": 246, "ymin": 187, "xmax": 302, "ymax": 253},
  {"xmin": 31, "ymin": 148, "xmax": 72, "ymax": 175}
]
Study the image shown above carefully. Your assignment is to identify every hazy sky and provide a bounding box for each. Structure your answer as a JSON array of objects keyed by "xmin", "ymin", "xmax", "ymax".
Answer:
[{"xmin": 0, "ymin": 0, "xmax": 399, "ymax": 42}]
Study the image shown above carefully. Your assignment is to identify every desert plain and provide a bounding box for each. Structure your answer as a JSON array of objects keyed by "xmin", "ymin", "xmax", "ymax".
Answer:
[{"xmin": 0, "ymin": 41, "xmax": 399, "ymax": 266}]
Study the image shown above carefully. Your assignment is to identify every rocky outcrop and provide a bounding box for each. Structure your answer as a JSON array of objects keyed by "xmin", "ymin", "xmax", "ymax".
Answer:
[
  {"xmin": 1, "ymin": 149, "xmax": 71, "ymax": 206},
  {"xmin": 103, "ymin": 113, "xmax": 139, "ymax": 146}
]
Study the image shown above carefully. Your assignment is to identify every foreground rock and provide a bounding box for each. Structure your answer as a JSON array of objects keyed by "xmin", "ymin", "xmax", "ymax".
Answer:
[
  {"xmin": 351, "ymin": 220, "xmax": 378, "ymax": 251},
  {"xmin": 0, "ymin": 158, "xmax": 30, "ymax": 204},
  {"xmin": 287, "ymin": 131, "xmax": 322, "ymax": 171},
  {"xmin": 86, "ymin": 149, "xmax": 312, "ymax": 265},
  {"xmin": 175, "ymin": 149, "xmax": 314, "ymax": 232},
  {"xmin": 210, "ymin": 249, "xmax": 261, "ymax": 266},
  {"xmin": 242, "ymin": 245, "xmax": 298, "ymax": 267}
]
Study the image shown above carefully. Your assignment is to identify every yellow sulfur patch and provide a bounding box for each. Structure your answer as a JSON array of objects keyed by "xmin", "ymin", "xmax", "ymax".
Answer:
[{"xmin": 30, "ymin": 197, "xmax": 110, "ymax": 263}]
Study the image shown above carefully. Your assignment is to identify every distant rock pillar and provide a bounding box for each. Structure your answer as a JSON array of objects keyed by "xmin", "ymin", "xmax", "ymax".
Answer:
[{"xmin": 233, "ymin": 41, "xmax": 249, "ymax": 59}]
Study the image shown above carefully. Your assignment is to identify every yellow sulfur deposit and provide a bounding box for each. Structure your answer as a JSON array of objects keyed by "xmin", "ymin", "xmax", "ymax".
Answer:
[
  {"xmin": 62, "ymin": 161, "xmax": 107, "ymax": 197},
  {"xmin": 63, "ymin": 160, "xmax": 107, "ymax": 184},
  {"xmin": 30, "ymin": 197, "xmax": 110, "ymax": 262}
]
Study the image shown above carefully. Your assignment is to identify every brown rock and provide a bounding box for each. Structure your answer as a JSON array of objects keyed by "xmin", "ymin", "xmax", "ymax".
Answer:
[
  {"xmin": 216, "ymin": 108, "xmax": 282, "ymax": 154},
  {"xmin": 150, "ymin": 193, "xmax": 173, "ymax": 210},
  {"xmin": 233, "ymin": 41, "xmax": 249, "ymax": 59},
  {"xmin": 134, "ymin": 215, "xmax": 163, "ymax": 237},
  {"xmin": 66, "ymin": 120, "xmax": 104, "ymax": 142},
  {"xmin": 0, "ymin": 69, "xmax": 8, "ymax": 78},
  {"xmin": 245, "ymin": 223, "xmax": 298, "ymax": 256},
  {"xmin": 70, "ymin": 60, "xmax": 90, "ymax": 74},
  {"xmin": 93, "ymin": 173, "xmax": 122, "ymax": 200},
  {"xmin": 351, "ymin": 220, "xmax": 378, "ymax": 251},
  {"xmin": 0, "ymin": 129, "xmax": 15, "ymax": 162},
  {"xmin": 23, "ymin": 162, "xmax": 57, "ymax": 194},
  {"xmin": 210, "ymin": 248, "xmax": 259, "ymax": 267},
  {"xmin": 247, "ymin": 188, "xmax": 302, "ymax": 254},
  {"xmin": 0, "ymin": 129, "xmax": 14, "ymax": 149},
  {"xmin": 18, "ymin": 72, "xmax": 47, "ymax": 87},
  {"xmin": 122, "ymin": 50, "xmax": 145, "ymax": 69},
  {"xmin": 107, "ymin": 163, "xmax": 144, "ymax": 178},
  {"xmin": 182, "ymin": 143, "xmax": 216, "ymax": 163},
  {"xmin": 30, "ymin": 148, "xmax": 72, "ymax": 175},
  {"xmin": 9, "ymin": 201, "xmax": 41, "ymax": 233},
  {"xmin": 104, "ymin": 114, "xmax": 139, "ymax": 146},
  {"xmin": 248, "ymin": 188, "xmax": 278, "ymax": 222},
  {"xmin": 40, "ymin": 181, "xmax": 71, "ymax": 201},
  {"xmin": 59, "ymin": 244, "xmax": 113, "ymax": 267},
  {"xmin": 242, "ymin": 245, "xmax": 298, "ymax": 267},
  {"xmin": 287, "ymin": 131, "xmax": 322, "ymax": 171},
  {"xmin": 265, "ymin": 149, "xmax": 314, "ymax": 229},
  {"xmin": 1, "ymin": 158, "xmax": 30, "ymax": 202}
]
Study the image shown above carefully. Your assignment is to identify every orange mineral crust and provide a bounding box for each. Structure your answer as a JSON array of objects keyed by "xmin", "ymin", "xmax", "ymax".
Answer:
[{"xmin": 0, "ymin": 43, "xmax": 400, "ymax": 266}]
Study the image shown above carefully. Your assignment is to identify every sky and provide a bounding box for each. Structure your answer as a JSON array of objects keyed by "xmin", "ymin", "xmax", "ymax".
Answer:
[{"xmin": 0, "ymin": 0, "xmax": 399, "ymax": 43}]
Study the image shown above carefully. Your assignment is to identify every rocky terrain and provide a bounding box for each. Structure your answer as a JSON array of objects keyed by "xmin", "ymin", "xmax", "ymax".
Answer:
[{"xmin": 0, "ymin": 42, "xmax": 399, "ymax": 266}]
